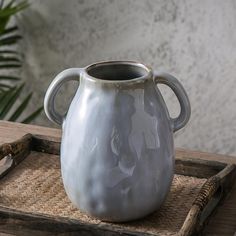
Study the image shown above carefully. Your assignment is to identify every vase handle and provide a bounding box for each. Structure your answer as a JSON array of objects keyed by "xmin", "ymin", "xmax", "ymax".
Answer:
[
  {"xmin": 154, "ymin": 72, "xmax": 191, "ymax": 132},
  {"xmin": 44, "ymin": 68, "xmax": 82, "ymax": 126}
]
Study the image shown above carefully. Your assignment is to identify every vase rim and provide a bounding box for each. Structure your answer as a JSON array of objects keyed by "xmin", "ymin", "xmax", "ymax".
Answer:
[{"xmin": 83, "ymin": 60, "xmax": 153, "ymax": 84}]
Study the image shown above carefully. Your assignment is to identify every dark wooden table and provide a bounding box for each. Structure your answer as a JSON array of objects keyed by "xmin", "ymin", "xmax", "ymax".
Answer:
[{"xmin": 0, "ymin": 121, "xmax": 235, "ymax": 235}]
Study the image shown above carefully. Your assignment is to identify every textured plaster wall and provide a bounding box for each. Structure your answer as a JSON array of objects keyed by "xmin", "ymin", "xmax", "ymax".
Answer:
[{"xmin": 17, "ymin": 0, "xmax": 236, "ymax": 155}]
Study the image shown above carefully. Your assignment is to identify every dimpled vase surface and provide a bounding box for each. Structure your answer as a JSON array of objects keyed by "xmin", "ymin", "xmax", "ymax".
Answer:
[{"xmin": 44, "ymin": 61, "xmax": 191, "ymax": 222}]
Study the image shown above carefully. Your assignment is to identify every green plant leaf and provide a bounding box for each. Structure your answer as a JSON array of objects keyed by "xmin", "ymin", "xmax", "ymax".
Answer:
[
  {"xmin": 0, "ymin": 49, "xmax": 20, "ymax": 55},
  {"xmin": 0, "ymin": 82, "xmax": 12, "ymax": 88},
  {"xmin": 22, "ymin": 106, "xmax": 43, "ymax": 124},
  {"xmin": 0, "ymin": 1, "xmax": 29, "ymax": 30},
  {"xmin": 0, "ymin": 63, "xmax": 21, "ymax": 68},
  {"xmin": 0, "ymin": 87, "xmax": 7, "ymax": 92},
  {"xmin": 0, "ymin": 86, "xmax": 15, "ymax": 113},
  {"xmin": 0, "ymin": 56, "xmax": 21, "ymax": 62},
  {"xmin": 0, "ymin": 1, "xmax": 28, "ymax": 17},
  {"xmin": 0, "ymin": 25, "xmax": 17, "ymax": 36},
  {"xmin": 0, "ymin": 83, "xmax": 24, "ymax": 119},
  {"xmin": 9, "ymin": 92, "xmax": 32, "ymax": 121},
  {"xmin": 0, "ymin": 0, "xmax": 40, "ymax": 124},
  {"xmin": 0, "ymin": 35, "xmax": 22, "ymax": 45},
  {"xmin": 4, "ymin": 0, "xmax": 15, "ymax": 9},
  {"xmin": 0, "ymin": 75, "xmax": 20, "ymax": 80}
]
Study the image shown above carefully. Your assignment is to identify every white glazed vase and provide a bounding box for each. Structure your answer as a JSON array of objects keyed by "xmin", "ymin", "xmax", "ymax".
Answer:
[{"xmin": 44, "ymin": 61, "xmax": 191, "ymax": 222}]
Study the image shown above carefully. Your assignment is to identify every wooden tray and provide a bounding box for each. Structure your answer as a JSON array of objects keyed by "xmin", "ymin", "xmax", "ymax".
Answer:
[{"xmin": 0, "ymin": 134, "xmax": 235, "ymax": 236}]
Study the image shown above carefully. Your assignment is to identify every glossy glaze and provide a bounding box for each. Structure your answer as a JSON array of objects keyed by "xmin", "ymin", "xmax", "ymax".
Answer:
[{"xmin": 44, "ymin": 61, "xmax": 191, "ymax": 222}]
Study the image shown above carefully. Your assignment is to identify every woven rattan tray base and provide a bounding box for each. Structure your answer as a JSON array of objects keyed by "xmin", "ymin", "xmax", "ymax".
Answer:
[
  {"xmin": 0, "ymin": 134, "xmax": 235, "ymax": 236},
  {"xmin": 0, "ymin": 151, "xmax": 206, "ymax": 236}
]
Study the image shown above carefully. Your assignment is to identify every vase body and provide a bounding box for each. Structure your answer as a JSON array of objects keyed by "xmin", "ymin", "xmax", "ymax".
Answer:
[{"xmin": 44, "ymin": 61, "xmax": 191, "ymax": 222}]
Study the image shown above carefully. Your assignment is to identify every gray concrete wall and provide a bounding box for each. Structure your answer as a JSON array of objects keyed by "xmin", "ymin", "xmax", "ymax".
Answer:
[{"xmin": 17, "ymin": 0, "xmax": 236, "ymax": 155}]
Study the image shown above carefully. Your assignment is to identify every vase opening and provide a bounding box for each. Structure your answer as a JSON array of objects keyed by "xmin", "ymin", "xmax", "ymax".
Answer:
[{"xmin": 85, "ymin": 61, "xmax": 150, "ymax": 82}]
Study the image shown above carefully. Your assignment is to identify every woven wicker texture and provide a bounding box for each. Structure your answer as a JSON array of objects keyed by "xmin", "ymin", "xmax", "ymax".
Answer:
[{"xmin": 0, "ymin": 152, "xmax": 206, "ymax": 235}]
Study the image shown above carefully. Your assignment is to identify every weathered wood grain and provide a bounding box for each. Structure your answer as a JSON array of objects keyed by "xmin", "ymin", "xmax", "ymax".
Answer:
[
  {"xmin": 32, "ymin": 135, "xmax": 60, "ymax": 155},
  {"xmin": 0, "ymin": 207, "xmax": 149, "ymax": 236},
  {"xmin": 0, "ymin": 134, "xmax": 32, "ymax": 178}
]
